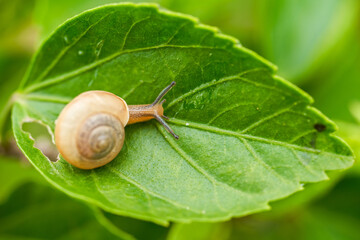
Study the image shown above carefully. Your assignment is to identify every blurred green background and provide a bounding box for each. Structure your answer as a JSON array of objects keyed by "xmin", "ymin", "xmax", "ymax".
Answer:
[{"xmin": 0, "ymin": 0, "xmax": 359, "ymax": 239}]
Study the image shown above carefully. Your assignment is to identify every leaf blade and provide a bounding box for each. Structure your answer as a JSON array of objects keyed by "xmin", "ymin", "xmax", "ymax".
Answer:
[{"xmin": 12, "ymin": 3, "xmax": 354, "ymax": 224}]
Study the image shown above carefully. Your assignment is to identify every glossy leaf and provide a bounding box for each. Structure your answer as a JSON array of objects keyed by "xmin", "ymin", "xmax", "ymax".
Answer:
[{"xmin": 12, "ymin": 3, "xmax": 353, "ymax": 224}]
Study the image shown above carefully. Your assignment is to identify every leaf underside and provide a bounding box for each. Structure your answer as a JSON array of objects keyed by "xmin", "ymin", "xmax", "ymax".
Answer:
[{"xmin": 12, "ymin": 3, "xmax": 353, "ymax": 225}]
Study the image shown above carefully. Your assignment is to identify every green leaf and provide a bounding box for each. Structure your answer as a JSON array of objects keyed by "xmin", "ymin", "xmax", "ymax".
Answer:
[{"xmin": 12, "ymin": 3, "xmax": 353, "ymax": 224}]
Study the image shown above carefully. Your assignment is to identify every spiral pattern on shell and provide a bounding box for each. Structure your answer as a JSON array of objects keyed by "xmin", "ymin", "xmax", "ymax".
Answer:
[{"xmin": 76, "ymin": 113, "xmax": 124, "ymax": 161}]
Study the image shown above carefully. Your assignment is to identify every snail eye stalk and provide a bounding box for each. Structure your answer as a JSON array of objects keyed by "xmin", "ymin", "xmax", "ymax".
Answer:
[
  {"xmin": 155, "ymin": 115, "xmax": 179, "ymax": 139},
  {"xmin": 150, "ymin": 81, "xmax": 176, "ymax": 106},
  {"xmin": 151, "ymin": 81, "xmax": 179, "ymax": 139}
]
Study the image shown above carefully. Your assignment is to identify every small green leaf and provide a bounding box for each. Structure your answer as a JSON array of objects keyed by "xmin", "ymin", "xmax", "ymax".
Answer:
[{"xmin": 12, "ymin": 3, "xmax": 353, "ymax": 224}]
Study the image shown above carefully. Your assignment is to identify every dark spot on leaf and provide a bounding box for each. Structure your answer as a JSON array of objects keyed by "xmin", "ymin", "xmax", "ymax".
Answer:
[{"xmin": 314, "ymin": 123, "xmax": 326, "ymax": 132}]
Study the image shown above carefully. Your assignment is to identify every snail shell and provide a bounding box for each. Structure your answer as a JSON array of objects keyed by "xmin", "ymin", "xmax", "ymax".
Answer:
[{"xmin": 55, "ymin": 91, "xmax": 129, "ymax": 169}]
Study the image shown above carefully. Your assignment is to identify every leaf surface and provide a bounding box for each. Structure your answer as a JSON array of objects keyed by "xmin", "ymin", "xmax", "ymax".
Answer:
[{"xmin": 12, "ymin": 3, "xmax": 353, "ymax": 224}]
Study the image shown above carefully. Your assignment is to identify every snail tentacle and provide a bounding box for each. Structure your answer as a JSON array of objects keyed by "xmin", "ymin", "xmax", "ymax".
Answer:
[
  {"xmin": 155, "ymin": 115, "xmax": 179, "ymax": 139},
  {"xmin": 150, "ymin": 81, "xmax": 176, "ymax": 107}
]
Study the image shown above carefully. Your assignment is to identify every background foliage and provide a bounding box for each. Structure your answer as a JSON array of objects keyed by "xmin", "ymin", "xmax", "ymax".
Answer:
[{"xmin": 0, "ymin": 0, "xmax": 359, "ymax": 239}]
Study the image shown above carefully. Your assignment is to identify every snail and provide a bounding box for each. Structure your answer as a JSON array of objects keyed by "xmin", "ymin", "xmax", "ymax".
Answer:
[{"xmin": 55, "ymin": 81, "xmax": 178, "ymax": 170}]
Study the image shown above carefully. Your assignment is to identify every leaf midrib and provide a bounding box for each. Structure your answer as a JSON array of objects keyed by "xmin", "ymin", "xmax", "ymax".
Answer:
[
  {"xmin": 18, "ymin": 94, "xmax": 346, "ymax": 158},
  {"xmin": 167, "ymin": 118, "xmax": 348, "ymax": 158}
]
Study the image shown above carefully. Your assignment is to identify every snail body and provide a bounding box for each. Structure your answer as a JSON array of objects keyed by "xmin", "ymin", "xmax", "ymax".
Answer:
[{"xmin": 55, "ymin": 82, "xmax": 178, "ymax": 169}]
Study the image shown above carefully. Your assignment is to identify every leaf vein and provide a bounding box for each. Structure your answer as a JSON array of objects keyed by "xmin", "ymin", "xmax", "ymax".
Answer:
[
  {"xmin": 289, "ymin": 129, "xmax": 317, "ymax": 143},
  {"xmin": 121, "ymin": 80, "xmax": 144, "ymax": 99},
  {"xmin": 290, "ymin": 149, "xmax": 322, "ymax": 178},
  {"xmin": 121, "ymin": 16, "xmax": 152, "ymax": 51},
  {"xmin": 208, "ymin": 102, "xmax": 257, "ymax": 124},
  {"xmin": 241, "ymin": 101, "xmax": 301, "ymax": 133},
  {"xmin": 23, "ymin": 45, "xmax": 223, "ymax": 93},
  {"xmin": 165, "ymin": 21, "xmax": 192, "ymax": 45},
  {"xmin": 90, "ymin": 170, "xmax": 117, "ymax": 207},
  {"xmin": 168, "ymin": 118, "xmax": 349, "ymax": 159},
  {"xmin": 105, "ymin": 165, "xmax": 203, "ymax": 214},
  {"xmin": 166, "ymin": 67, "xmax": 266, "ymax": 108},
  {"xmin": 241, "ymin": 138, "xmax": 291, "ymax": 184}
]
